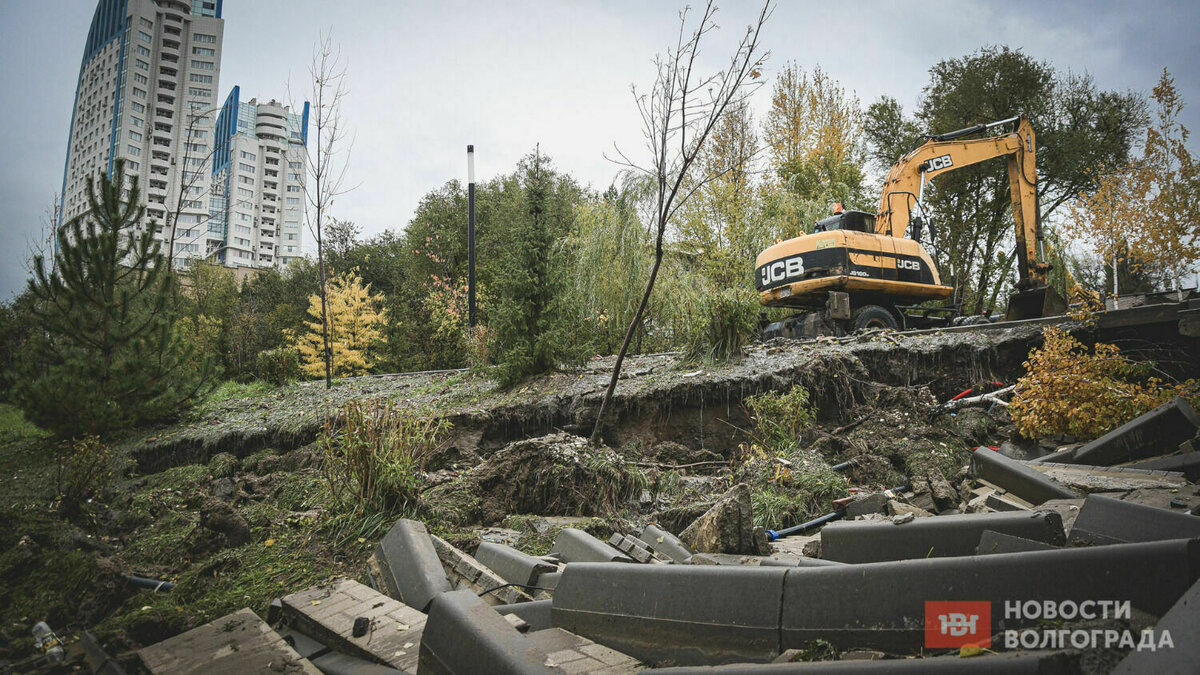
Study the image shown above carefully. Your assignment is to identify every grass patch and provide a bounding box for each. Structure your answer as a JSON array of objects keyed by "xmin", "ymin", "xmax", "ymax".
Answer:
[{"xmin": 0, "ymin": 404, "xmax": 49, "ymax": 445}]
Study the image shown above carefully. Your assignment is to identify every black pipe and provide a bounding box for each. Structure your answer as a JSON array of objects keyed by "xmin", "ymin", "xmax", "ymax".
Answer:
[{"xmin": 766, "ymin": 510, "xmax": 844, "ymax": 542}]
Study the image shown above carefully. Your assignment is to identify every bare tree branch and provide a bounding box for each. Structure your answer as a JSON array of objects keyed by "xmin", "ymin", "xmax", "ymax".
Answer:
[{"xmin": 591, "ymin": 0, "xmax": 772, "ymax": 445}]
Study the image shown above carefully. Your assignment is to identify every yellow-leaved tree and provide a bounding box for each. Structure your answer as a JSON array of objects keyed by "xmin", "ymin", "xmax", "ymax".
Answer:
[{"xmin": 296, "ymin": 270, "xmax": 387, "ymax": 378}]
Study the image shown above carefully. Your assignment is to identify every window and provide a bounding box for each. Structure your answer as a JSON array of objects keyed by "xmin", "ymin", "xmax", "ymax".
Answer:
[
  {"xmin": 240, "ymin": 151, "xmax": 256, "ymax": 161},
  {"xmin": 286, "ymin": 197, "xmax": 300, "ymax": 206},
  {"xmin": 286, "ymin": 185, "xmax": 302, "ymax": 193},
  {"xmin": 238, "ymin": 176, "xmax": 254, "ymax": 185},
  {"xmin": 175, "ymin": 243, "xmax": 199, "ymax": 253},
  {"xmin": 183, "ymin": 199, "xmax": 203, "ymax": 208},
  {"xmin": 287, "ymin": 172, "xmax": 301, "ymax": 181},
  {"xmin": 133, "ymin": 72, "xmax": 148, "ymax": 85},
  {"xmin": 138, "ymin": 31, "xmax": 152, "ymax": 43},
  {"xmin": 186, "ymin": 143, "xmax": 207, "ymax": 153},
  {"xmin": 133, "ymin": 87, "xmax": 146, "ymax": 98},
  {"xmin": 128, "ymin": 130, "xmax": 142, "ymax": 141},
  {"xmin": 194, "ymin": 33, "xmax": 217, "ymax": 43},
  {"xmin": 132, "ymin": 101, "xmax": 145, "ymax": 113},
  {"xmin": 235, "ymin": 237, "xmax": 251, "ymax": 247},
  {"xmin": 192, "ymin": 47, "xmax": 215, "ymax": 56},
  {"xmin": 140, "ymin": 17, "xmax": 153, "ymax": 28},
  {"xmin": 189, "ymin": 73, "xmax": 213, "ymax": 83},
  {"xmin": 136, "ymin": 59, "xmax": 149, "ymax": 71},
  {"xmin": 136, "ymin": 45, "xmax": 151, "ymax": 57},
  {"xmin": 288, "ymin": 161, "xmax": 301, "ymax": 169},
  {"xmin": 187, "ymin": 87, "xmax": 211, "ymax": 97},
  {"xmin": 127, "ymin": 160, "xmax": 140, "ymax": 171},
  {"xmin": 187, "ymin": 129, "xmax": 208, "ymax": 139},
  {"xmin": 285, "ymin": 221, "xmax": 299, "ymax": 229},
  {"xmin": 235, "ymin": 224, "xmax": 251, "ymax": 235},
  {"xmin": 237, "ymin": 188, "xmax": 254, "ymax": 198},
  {"xmin": 126, "ymin": 144, "xmax": 141, "ymax": 156},
  {"xmin": 129, "ymin": 116, "xmax": 143, "ymax": 127},
  {"xmin": 237, "ymin": 212, "xmax": 253, "ymax": 222},
  {"xmin": 190, "ymin": 60, "xmax": 214, "ymax": 70},
  {"xmin": 187, "ymin": 157, "xmax": 206, "ymax": 166},
  {"xmin": 285, "ymin": 233, "xmax": 297, "ymax": 241},
  {"xmin": 239, "ymin": 162, "xmax": 255, "ymax": 173}
]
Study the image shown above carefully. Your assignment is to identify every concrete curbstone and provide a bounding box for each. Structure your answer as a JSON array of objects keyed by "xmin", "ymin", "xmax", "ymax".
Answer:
[
  {"xmin": 1069, "ymin": 493, "xmax": 1200, "ymax": 546},
  {"xmin": 969, "ymin": 449, "xmax": 1077, "ymax": 505},
  {"xmin": 640, "ymin": 524, "xmax": 694, "ymax": 563},
  {"xmin": 976, "ymin": 529, "xmax": 1059, "ymax": 555},
  {"xmin": 820, "ymin": 511, "xmax": 1065, "ymax": 563},
  {"xmin": 550, "ymin": 528, "xmax": 633, "ymax": 563},
  {"xmin": 1068, "ymin": 397, "xmax": 1200, "ymax": 467},
  {"xmin": 374, "ymin": 519, "xmax": 452, "ymax": 612},
  {"xmin": 418, "ymin": 589, "xmax": 558, "ymax": 674},
  {"xmin": 474, "ymin": 542, "xmax": 558, "ymax": 588}
]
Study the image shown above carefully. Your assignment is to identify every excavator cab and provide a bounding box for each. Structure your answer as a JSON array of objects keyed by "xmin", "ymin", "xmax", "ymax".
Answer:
[{"xmin": 813, "ymin": 209, "xmax": 876, "ymax": 234}]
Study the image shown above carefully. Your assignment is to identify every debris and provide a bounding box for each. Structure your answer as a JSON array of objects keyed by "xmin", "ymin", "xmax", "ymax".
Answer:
[
  {"xmin": 886, "ymin": 500, "xmax": 933, "ymax": 519},
  {"xmin": 550, "ymin": 528, "xmax": 633, "ymax": 564},
  {"xmin": 969, "ymin": 447, "xmax": 1077, "ymax": 505},
  {"xmin": 373, "ymin": 519, "xmax": 452, "ymax": 612},
  {"xmin": 139, "ymin": 608, "xmax": 319, "ymax": 674},
  {"xmin": 680, "ymin": 483, "xmax": 771, "ymax": 555},
  {"xmin": 1067, "ymin": 396, "xmax": 1200, "ymax": 467},
  {"xmin": 1069, "ymin": 493, "xmax": 1200, "ymax": 545},
  {"xmin": 821, "ymin": 511, "xmax": 1066, "ymax": 563}
]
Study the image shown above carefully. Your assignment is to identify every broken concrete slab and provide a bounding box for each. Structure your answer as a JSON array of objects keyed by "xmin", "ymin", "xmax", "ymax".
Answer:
[
  {"xmin": 680, "ymin": 483, "xmax": 771, "ymax": 556},
  {"xmin": 474, "ymin": 542, "xmax": 557, "ymax": 588},
  {"xmin": 969, "ymin": 448, "xmax": 1078, "ymax": 505},
  {"xmin": 1112, "ymin": 576, "xmax": 1200, "ymax": 674},
  {"xmin": 374, "ymin": 518, "xmax": 451, "ymax": 612},
  {"xmin": 550, "ymin": 528, "xmax": 632, "ymax": 564},
  {"xmin": 494, "ymin": 599, "xmax": 553, "ymax": 633},
  {"xmin": 845, "ymin": 492, "xmax": 890, "ymax": 518},
  {"xmin": 781, "ymin": 538, "xmax": 1200, "ymax": 652},
  {"xmin": 526, "ymin": 628, "xmax": 643, "ymax": 673},
  {"xmin": 886, "ymin": 499, "xmax": 933, "ymax": 518},
  {"xmin": 820, "ymin": 511, "xmax": 1065, "ymax": 563},
  {"xmin": 926, "ymin": 469, "xmax": 961, "ymax": 512},
  {"xmin": 139, "ymin": 608, "xmax": 320, "ymax": 675},
  {"xmin": 430, "ymin": 534, "xmax": 533, "ymax": 606},
  {"xmin": 1127, "ymin": 450, "xmax": 1200, "ymax": 481},
  {"xmin": 1029, "ymin": 461, "xmax": 1188, "ymax": 492},
  {"xmin": 281, "ymin": 578, "xmax": 425, "ymax": 673},
  {"xmin": 1115, "ymin": 487, "xmax": 1200, "ymax": 512},
  {"xmin": 552, "ymin": 563, "xmax": 788, "ymax": 666},
  {"xmin": 418, "ymin": 589, "xmax": 558, "ymax": 674},
  {"xmin": 640, "ymin": 524, "xmax": 694, "ymax": 563},
  {"xmin": 1069, "ymin": 493, "xmax": 1200, "ymax": 545},
  {"xmin": 976, "ymin": 529, "xmax": 1060, "ymax": 555},
  {"xmin": 984, "ymin": 492, "xmax": 1033, "ymax": 512},
  {"xmin": 609, "ymin": 533, "xmax": 657, "ymax": 563},
  {"xmin": 1068, "ymin": 397, "xmax": 1200, "ymax": 466}
]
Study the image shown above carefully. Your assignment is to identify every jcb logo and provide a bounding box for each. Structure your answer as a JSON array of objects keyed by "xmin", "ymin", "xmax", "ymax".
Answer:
[
  {"xmin": 898, "ymin": 259, "xmax": 921, "ymax": 271},
  {"xmin": 927, "ymin": 154, "xmax": 953, "ymax": 172}
]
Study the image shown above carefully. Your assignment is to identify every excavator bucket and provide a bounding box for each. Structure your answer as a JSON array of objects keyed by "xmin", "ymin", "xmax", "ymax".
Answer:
[{"xmin": 1006, "ymin": 284, "xmax": 1067, "ymax": 321}]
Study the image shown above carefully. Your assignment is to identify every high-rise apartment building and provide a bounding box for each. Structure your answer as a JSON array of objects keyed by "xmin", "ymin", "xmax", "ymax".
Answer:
[
  {"xmin": 210, "ymin": 86, "xmax": 308, "ymax": 268},
  {"xmin": 60, "ymin": 0, "xmax": 224, "ymax": 266}
]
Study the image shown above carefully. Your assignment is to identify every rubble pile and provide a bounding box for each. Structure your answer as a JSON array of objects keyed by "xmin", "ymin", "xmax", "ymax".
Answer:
[{"xmin": 134, "ymin": 398, "xmax": 1200, "ymax": 673}]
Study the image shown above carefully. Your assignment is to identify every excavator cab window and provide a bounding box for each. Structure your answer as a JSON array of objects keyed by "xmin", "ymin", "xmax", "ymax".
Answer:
[{"xmin": 813, "ymin": 210, "xmax": 876, "ymax": 234}]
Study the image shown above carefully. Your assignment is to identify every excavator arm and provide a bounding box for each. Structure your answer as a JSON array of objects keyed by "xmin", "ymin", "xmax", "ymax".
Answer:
[{"xmin": 877, "ymin": 115, "xmax": 1049, "ymax": 286}]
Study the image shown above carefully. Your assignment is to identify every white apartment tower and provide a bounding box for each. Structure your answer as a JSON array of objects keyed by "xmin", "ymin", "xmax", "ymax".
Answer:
[
  {"xmin": 60, "ymin": 0, "xmax": 224, "ymax": 266},
  {"xmin": 210, "ymin": 87, "xmax": 308, "ymax": 268}
]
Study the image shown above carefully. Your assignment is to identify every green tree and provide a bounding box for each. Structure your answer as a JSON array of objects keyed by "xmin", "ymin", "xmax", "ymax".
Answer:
[
  {"xmin": 489, "ymin": 150, "xmax": 584, "ymax": 386},
  {"xmin": 17, "ymin": 160, "xmax": 213, "ymax": 437}
]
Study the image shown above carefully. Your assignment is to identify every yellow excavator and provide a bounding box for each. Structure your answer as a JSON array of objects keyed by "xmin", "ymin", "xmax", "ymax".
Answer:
[{"xmin": 756, "ymin": 115, "xmax": 1065, "ymax": 338}]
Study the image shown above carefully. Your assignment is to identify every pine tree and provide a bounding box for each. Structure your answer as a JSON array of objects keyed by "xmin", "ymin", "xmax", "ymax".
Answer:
[
  {"xmin": 296, "ymin": 270, "xmax": 388, "ymax": 377},
  {"xmin": 18, "ymin": 160, "xmax": 213, "ymax": 438}
]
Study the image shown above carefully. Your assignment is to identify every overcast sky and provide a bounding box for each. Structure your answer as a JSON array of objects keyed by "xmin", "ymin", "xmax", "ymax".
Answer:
[{"xmin": 1, "ymin": 0, "xmax": 1197, "ymax": 300}]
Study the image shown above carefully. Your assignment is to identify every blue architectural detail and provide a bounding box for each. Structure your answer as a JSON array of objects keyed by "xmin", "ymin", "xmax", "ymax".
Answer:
[
  {"xmin": 301, "ymin": 101, "xmax": 310, "ymax": 146},
  {"xmin": 81, "ymin": 0, "xmax": 128, "ymax": 67},
  {"xmin": 212, "ymin": 85, "xmax": 240, "ymax": 176},
  {"xmin": 107, "ymin": 28, "xmax": 128, "ymax": 179}
]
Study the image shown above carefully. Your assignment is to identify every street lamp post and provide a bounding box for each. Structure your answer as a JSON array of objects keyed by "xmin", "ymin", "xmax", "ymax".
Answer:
[{"xmin": 467, "ymin": 144, "xmax": 476, "ymax": 328}]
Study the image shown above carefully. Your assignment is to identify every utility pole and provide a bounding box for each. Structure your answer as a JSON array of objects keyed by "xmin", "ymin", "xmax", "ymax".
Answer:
[{"xmin": 467, "ymin": 144, "xmax": 477, "ymax": 328}]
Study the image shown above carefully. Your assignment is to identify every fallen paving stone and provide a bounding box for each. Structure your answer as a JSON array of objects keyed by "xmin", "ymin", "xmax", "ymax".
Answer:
[
  {"xmin": 846, "ymin": 492, "xmax": 890, "ymax": 518},
  {"xmin": 139, "ymin": 608, "xmax": 320, "ymax": 674},
  {"xmin": 419, "ymin": 589, "xmax": 559, "ymax": 674},
  {"xmin": 781, "ymin": 538, "xmax": 1200, "ymax": 652},
  {"xmin": 309, "ymin": 651, "xmax": 404, "ymax": 675},
  {"xmin": 550, "ymin": 527, "xmax": 632, "ymax": 563},
  {"xmin": 1029, "ymin": 461, "xmax": 1187, "ymax": 492},
  {"xmin": 976, "ymin": 529, "xmax": 1060, "ymax": 555},
  {"xmin": 984, "ymin": 492, "xmax": 1032, "ymax": 512},
  {"xmin": 374, "ymin": 518, "xmax": 452, "ymax": 612},
  {"xmin": 475, "ymin": 542, "xmax": 558, "ymax": 588},
  {"xmin": 648, "ymin": 650, "xmax": 1079, "ymax": 673},
  {"xmin": 1112, "ymin": 576, "xmax": 1200, "ymax": 674},
  {"xmin": 1127, "ymin": 450, "xmax": 1200, "ymax": 481},
  {"xmin": 885, "ymin": 499, "xmax": 933, "ymax": 518},
  {"xmin": 1115, "ymin": 487, "xmax": 1200, "ymax": 513},
  {"xmin": 681, "ymin": 483, "xmax": 771, "ymax": 555},
  {"xmin": 552, "ymin": 563, "xmax": 788, "ymax": 666},
  {"xmin": 281, "ymin": 578, "xmax": 425, "ymax": 673},
  {"xmin": 494, "ymin": 599, "xmax": 553, "ymax": 632},
  {"xmin": 609, "ymin": 533, "xmax": 656, "ymax": 563},
  {"xmin": 1068, "ymin": 397, "xmax": 1200, "ymax": 466},
  {"xmin": 526, "ymin": 627, "xmax": 643, "ymax": 673},
  {"xmin": 970, "ymin": 448, "xmax": 1078, "ymax": 505},
  {"xmin": 1069, "ymin": 493, "xmax": 1200, "ymax": 545},
  {"xmin": 640, "ymin": 524, "xmax": 694, "ymax": 563},
  {"xmin": 820, "ymin": 511, "xmax": 1065, "ymax": 563},
  {"xmin": 430, "ymin": 534, "xmax": 533, "ymax": 606}
]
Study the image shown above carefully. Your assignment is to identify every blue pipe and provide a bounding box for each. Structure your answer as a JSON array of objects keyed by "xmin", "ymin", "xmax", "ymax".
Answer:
[{"xmin": 766, "ymin": 510, "xmax": 843, "ymax": 542}]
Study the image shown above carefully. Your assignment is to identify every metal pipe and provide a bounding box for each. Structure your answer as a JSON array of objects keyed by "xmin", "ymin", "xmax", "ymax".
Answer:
[
  {"xmin": 765, "ymin": 510, "xmax": 843, "ymax": 542},
  {"xmin": 126, "ymin": 575, "xmax": 175, "ymax": 592}
]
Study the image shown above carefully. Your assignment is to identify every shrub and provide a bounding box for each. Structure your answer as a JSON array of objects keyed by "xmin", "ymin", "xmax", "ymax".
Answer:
[
  {"xmin": 682, "ymin": 287, "xmax": 760, "ymax": 362},
  {"xmin": 318, "ymin": 398, "xmax": 450, "ymax": 515},
  {"xmin": 257, "ymin": 347, "xmax": 301, "ymax": 385},
  {"xmin": 56, "ymin": 434, "xmax": 114, "ymax": 512},
  {"xmin": 743, "ymin": 385, "xmax": 817, "ymax": 453},
  {"xmin": 1010, "ymin": 326, "xmax": 1200, "ymax": 440}
]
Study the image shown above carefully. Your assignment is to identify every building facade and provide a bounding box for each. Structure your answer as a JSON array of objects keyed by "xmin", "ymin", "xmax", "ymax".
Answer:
[
  {"xmin": 210, "ymin": 87, "xmax": 308, "ymax": 268},
  {"xmin": 60, "ymin": 0, "xmax": 224, "ymax": 266}
]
